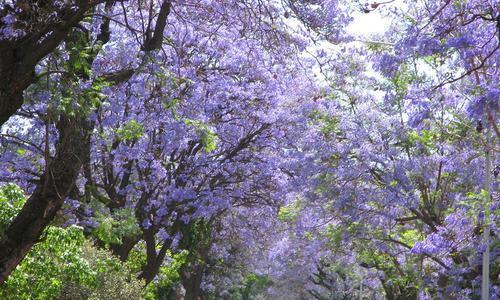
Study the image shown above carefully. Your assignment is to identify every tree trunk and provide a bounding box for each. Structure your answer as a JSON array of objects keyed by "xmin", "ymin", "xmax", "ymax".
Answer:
[
  {"xmin": 110, "ymin": 236, "xmax": 141, "ymax": 261},
  {"xmin": 0, "ymin": 114, "xmax": 90, "ymax": 283},
  {"xmin": 0, "ymin": 1, "xmax": 92, "ymax": 127},
  {"xmin": 181, "ymin": 264, "xmax": 205, "ymax": 300},
  {"xmin": 138, "ymin": 230, "xmax": 172, "ymax": 285},
  {"xmin": 0, "ymin": 54, "xmax": 33, "ymax": 126}
]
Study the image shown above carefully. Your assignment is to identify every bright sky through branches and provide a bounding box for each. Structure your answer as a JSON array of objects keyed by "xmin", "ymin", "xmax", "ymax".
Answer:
[
  {"xmin": 347, "ymin": 9, "xmax": 390, "ymax": 36},
  {"xmin": 0, "ymin": 0, "xmax": 497, "ymax": 298}
]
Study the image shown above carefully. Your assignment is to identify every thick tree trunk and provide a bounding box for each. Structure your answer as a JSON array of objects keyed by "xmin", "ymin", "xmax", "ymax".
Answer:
[
  {"xmin": 181, "ymin": 265, "xmax": 205, "ymax": 300},
  {"xmin": 0, "ymin": 115, "xmax": 90, "ymax": 283},
  {"xmin": 0, "ymin": 1, "xmax": 92, "ymax": 127},
  {"xmin": 0, "ymin": 0, "xmax": 173, "ymax": 284},
  {"xmin": 0, "ymin": 56, "xmax": 33, "ymax": 126},
  {"xmin": 109, "ymin": 236, "xmax": 141, "ymax": 261},
  {"xmin": 138, "ymin": 229, "xmax": 172, "ymax": 285},
  {"xmin": 139, "ymin": 261, "xmax": 163, "ymax": 285}
]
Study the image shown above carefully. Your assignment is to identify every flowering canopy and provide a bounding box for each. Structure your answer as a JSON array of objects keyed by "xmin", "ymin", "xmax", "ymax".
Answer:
[{"xmin": 0, "ymin": 0, "xmax": 497, "ymax": 299}]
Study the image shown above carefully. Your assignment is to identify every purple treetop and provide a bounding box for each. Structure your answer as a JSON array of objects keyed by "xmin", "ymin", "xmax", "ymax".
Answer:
[
  {"xmin": 0, "ymin": 0, "xmax": 351, "ymax": 288},
  {"xmin": 0, "ymin": 0, "xmax": 496, "ymax": 297}
]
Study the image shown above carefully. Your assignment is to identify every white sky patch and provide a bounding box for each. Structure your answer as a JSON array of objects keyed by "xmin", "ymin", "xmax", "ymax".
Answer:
[
  {"xmin": 346, "ymin": 3, "xmax": 394, "ymax": 37},
  {"xmin": 302, "ymin": 6, "xmax": 396, "ymax": 84},
  {"xmin": 347, "ymin": 10, "xmax": 390, "ymax": 36},
  {"xmin": 347, "ymin": 1, "xmax": 408, "ymax": 39}
]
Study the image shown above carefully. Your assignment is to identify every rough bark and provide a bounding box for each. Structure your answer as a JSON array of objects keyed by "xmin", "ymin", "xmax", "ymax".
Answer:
[
  {"xmin": 138, "ymin": 229, "xmax": 171, "ymax": 284},
  {"xmin": 142, "ymin": 0, "xmax": 171, "ymax": 51},
  {"xmin": 1, "ymin": 0, "xmax": 171, "ymax": 283},
  {"xmin": 0, "ymin": 114, "xmax": 91, "ymax": 283},
  {"xmin": 109, "ymin": 236, "xmax": 141, "ymax": 261},
  {"xmin": 0, "ymin": 1, "xmax": 114, "ymax": 281},
  {"xmin": 180, "ymin": 265, "xmax": 205, "ymax": 300},
  {"xmin": 0, "ymin": 0, "xmax": 101, "ymax": 127}
]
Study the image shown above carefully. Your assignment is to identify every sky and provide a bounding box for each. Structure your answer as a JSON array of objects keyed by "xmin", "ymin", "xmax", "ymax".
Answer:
[
  {"xmin": 347, "ymin": 9, "xmax": 391, "ymax": 36},
  {"xmin": 347, "ymin": 0, "xmax": 408, "ymax": 39}
]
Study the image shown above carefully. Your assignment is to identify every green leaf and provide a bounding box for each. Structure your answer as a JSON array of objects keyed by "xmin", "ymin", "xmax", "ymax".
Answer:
[{"xmin": 116, "ymin": 120, "xmax": 144, "ymax": 141}]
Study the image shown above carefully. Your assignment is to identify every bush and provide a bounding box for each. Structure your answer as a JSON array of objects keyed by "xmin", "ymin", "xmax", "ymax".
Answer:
[{"xmin": 0, "ymin": 184, "xmax": 145, "ymax": 300}]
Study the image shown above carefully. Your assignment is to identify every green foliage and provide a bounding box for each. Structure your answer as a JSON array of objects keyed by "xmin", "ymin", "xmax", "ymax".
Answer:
[
  {"xmin": 86, "ymin": 78, "xmax": 110, "ymax": 108},
  {"xmin": 366, "ymin": 41, "xmax": 392, "ymax": 53},
  {"xmin": 65, "ymin": 31, "xmax": 95, "ymax": 78},
  {"xmin": 391, "ymin": 63, "xmax": 416, "ymax": 96},
  {"xmin": 144, "ymin": 250, "xmax": 189, "ymax": 300},
  {"xmin": 116, "ymin": 120, "xmax": 145, "ymax": 141},
  {"xmin": 58, "ymin": 77, "xmax": 109, "ymax": 117},
  {"xmin": 124, "ymin": 242, "xmax": 189, "ymax": 300},
  {"xmin": 0, "ymin": 184, "xmax": 144, "ymax": 299},
  {"xmin": 277, "ymin": 199, "xmax": 303, "ymax": 223},
  {"xmin": 408, "ymin": 129, "xmax": 438, "ymax": 150},
  {"xmin": 397, "ymin": 128, "xmax": 441, "ymax": 156},
  {"xmin": 322, "ymin": 224, "xmax": 343, "ymax": 248},
  {"xmin": 83, "ymin": 191, "xmax": 141, "ymax": 246},
  {"xmin": 158, "ymin": 251, "xmax": 189, "ymax": 288},
  {"xmin": 180, "ymin": 220, "xmax": 213, "ymax": 257},
  {"xmin": 124, "ymin": 242, "xmax": 148, "ymax": 274},
  {"xmin": 59, "ymin": 243, "xmax": 145, "ymax": 300},
  {"xmin": 457, "ymin": 190, "xmax": 492, "ymax": 222},
  {"xmin": 0, "ymin": 226, "xmax": 93, "ymax": 300},
  {"xmin": 225, "ymin": 273, "xmax": 272, "ymax": 300},
  {"xmin": 0, "ymin": 224, "xmax": 145, "ymax": 299},
  {"xmin": 92, "ymin": 207, "xmax": 141, "ymax": 246},
  {"xmin": 440, "ymin": 118, "xmax": 471, "ymax": 143},
  {"xmin": 308, "ymin": 110, "xmax": 340, "ymax": 137},
  {"xmin": 57, "ymin": 30, "xmax": 109, "ymax": 117},
  {"xmin": 93, "ymin": 214, "xmax": 121, "ymax": 245},
  {"xmin": 356, "ymin": 246, "xmax": 419, "ymax": 295},
  {"xmin": 183, "ymin": 119, "xmax": 218, "ymax": 153},
  {"xmin": 200, "ymin": 129, "xmax": 218, "ymax": 153},
  {"xmin": 162, "ymin": 98, "xmax": 181, "ymax": 121},
  {"xmin": 0, "ymin": 184, "xmax": 26, "ymax": 234},
  {"xmin": 314, "ymin": 173, "xmax": 339, "ymax": 193},
  {"xmin": 395, "ymin": 228, "xmax": 423, "ymax": 248}
]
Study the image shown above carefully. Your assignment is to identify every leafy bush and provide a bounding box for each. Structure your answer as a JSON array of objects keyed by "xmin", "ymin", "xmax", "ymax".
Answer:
[{"xmin": 0, "ymin": 184, "xmax": 145, "ymax": 300}]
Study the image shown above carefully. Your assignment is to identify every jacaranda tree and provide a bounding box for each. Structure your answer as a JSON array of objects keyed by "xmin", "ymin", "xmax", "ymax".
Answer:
[{"xmin": 0, "ymin": 0, "xmax": 497, "ymax": 299}]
